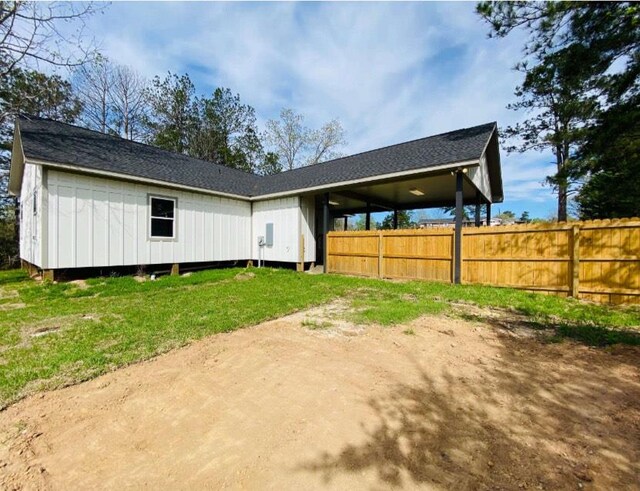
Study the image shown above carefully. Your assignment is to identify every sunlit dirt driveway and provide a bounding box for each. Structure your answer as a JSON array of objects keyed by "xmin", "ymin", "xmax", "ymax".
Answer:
[{"xmin": 1, "ymin": 302, "xmax": 639, "ymax": 490}]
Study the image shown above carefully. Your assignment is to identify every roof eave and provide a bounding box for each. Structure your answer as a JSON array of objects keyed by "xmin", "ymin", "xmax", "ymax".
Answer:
[
  {"xmin": 251, "ymin": 159, "xmax": 481, "ymax": 201},
  {"xmin": 8, "ymin": 121, "xmax": 25, "ymax": 196},
  {"xmin": 484, "ymin": 125, "xmax": 504, "ymax": 203},
  {"xmin": 23, "ymin": 157, "xmax": 252, "ymax": 201}
]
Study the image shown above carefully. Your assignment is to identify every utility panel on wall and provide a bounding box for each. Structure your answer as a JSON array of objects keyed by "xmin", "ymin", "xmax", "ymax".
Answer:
[{"xmin": 265, "ymin": 223, "xmax": 274, "ymax": 247}]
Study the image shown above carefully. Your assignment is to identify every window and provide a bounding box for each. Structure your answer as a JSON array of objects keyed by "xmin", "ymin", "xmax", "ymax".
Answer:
[{"xmin": 150, "ymin": 196, "xmax": 176, "ymax": 238}]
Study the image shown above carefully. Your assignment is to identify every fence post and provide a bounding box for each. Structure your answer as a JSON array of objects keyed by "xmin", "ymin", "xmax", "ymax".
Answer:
[
  {"xmin": 378, "ymin": 231, "xmax": 384, "ymax": 278},
  {"xmin": 450, "ymin": 229, "xmax": 455, "ymax": 284},
  {"xmin": 571, "ymin": 224, "xmax": 580, "ymax": 298}
]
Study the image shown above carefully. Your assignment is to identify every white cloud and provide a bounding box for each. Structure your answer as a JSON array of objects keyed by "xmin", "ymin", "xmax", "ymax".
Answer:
[{"xmin": 80, "ymin": 1, "xmax": 555, "ymax": 216}]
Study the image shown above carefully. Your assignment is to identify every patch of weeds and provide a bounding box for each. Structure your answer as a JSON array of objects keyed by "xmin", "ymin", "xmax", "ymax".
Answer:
[
  {"xmin": 353, "ymin": 296, "xmax": 445, "ymax": 326},
  {"xmin": 555, "ymin": 323, "xmax": 640, "ymax": 347},
  {"xmin": 302, "ymin": 319, "xmax": 333, "ymax": 330},
  {"xmin": 402, "ymin": 328, "xmax": 416, "ymax": 336}
]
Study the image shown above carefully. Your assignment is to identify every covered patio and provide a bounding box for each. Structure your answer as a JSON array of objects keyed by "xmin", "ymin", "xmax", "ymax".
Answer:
[{"xmin": 300, "ymin": 123, "xmax": 503, "ymax": 283}]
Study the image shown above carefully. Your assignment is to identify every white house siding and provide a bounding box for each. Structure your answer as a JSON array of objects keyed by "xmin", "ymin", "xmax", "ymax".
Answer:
[
  {"xmin": 467, "ymin": 153, "xmax": 492, "ymax": 202},
  {"xmin": 45, "ymin": 169, "xmax": 251, "ymax": 269},
  {"xmin": 300, "ymin": 196, "xmax": 316, "ymax": 263},
  {"xmin": 19, "ymin": 163, "xmax": 42, "ymax": 266},
  {"xmin": 252, "ymin": 197, "xmax": 300, "ymax": 263}
]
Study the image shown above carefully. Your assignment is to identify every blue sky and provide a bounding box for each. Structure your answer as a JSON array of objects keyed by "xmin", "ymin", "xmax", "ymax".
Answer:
[{"xmin": 80, "ymin": 1, "xmax": 558, "ymax": 219}]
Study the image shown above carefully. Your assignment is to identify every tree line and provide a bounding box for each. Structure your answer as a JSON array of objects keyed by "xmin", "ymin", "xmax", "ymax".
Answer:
[
  {"xmin": 0, "ymin": 1, "xmax": 345, "ymax": 266},
  {"xmin": 477, "ymin": 1, "xmax": 640, "ymax": 221},
  {"xmin": 2, "ymin": 58, "xmax": 347, "ymax": 177}
]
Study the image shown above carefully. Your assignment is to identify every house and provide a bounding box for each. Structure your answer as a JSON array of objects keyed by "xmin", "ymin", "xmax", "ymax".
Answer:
[{"xmin": 9, "ymin": 116, "xmax": 503, "ymax": 280}]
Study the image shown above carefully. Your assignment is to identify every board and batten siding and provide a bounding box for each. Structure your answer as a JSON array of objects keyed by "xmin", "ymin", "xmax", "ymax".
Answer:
[
  {"xmin": 252, "ymin": 197, "xmax": 301, "ymax": 263},
  {"xmin": 19, "ymin": 163, "xmax": 43, "ymax": 266},
  {"xmin": 45, "ymin": 169, "xmax": 251, "ymax": 269},
  {"xmin": 467, "ymin": 152, "xmax": 492, "ymax": 202}
]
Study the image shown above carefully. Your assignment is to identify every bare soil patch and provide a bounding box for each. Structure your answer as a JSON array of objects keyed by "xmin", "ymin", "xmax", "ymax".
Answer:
[{"xmin": 0, "ymin": 303, "xmax": 638, "ymax": 490}]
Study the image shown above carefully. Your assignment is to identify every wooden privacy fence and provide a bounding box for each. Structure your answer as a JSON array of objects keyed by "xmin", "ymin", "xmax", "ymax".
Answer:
[{"xmin": 326, "ymin": 218, "xmax": 640, "ymax": 304}]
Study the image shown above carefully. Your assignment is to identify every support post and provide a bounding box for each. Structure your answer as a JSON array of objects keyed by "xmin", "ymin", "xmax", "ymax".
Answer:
[
  {"xmin": 454, "ymin": 170, "xmax": 463, "ymax": 284},
  {"xmin": 475, "ymin": 192, "xmax": 482, "ymax": 227},
  {"xmin": 171, "ymin": 263, "xmax": 179, "ymax": 276},
  {"xmin": 393, "ymin": 210, "xmax": 398, "ymax": 230},
  {"xmin": 42, "ymin": 269, "xmax": 55, "ymax": 282},
  {"xmin": 297, "ymin": 234, "xmax": 305, "ymax": 272},
  {"xmin": 343, "ymin": 217, "xmax": 348, "ymax": 231},
  {"xmin": 246, "ymin": 260, "xmax": 254, "ymax": 268},
  {"xmin": 365, "ymin": 203, "xmax": 371, "ymax": 231},
  {"xmin": 571, "ymin": 224, "xmax": 580, "ymax": 298},
  {"xmin": 323, "ymin": 193, "xmax": 330, "ymax": 271},
  {"xmin": 486, "ymin": 202, "xmax": 492, "ymax": 227}
]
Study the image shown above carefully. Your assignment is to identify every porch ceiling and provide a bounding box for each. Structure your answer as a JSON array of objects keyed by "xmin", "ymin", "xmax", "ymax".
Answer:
[{"xmin": 309, "ymin": 170, "xmax": 481, "ymax": 215}]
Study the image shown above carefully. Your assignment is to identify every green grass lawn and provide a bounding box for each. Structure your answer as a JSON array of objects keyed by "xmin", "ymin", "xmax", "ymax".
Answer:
[{"xmin": 0, "ymin": 267, "xmax": 638, "ymax": 408}]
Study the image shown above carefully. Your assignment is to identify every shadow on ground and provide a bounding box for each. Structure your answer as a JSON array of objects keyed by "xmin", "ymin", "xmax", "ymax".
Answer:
[
  {"xmin": 455, "ymin": 304, "xmax": 640, "ymax": 347},
  {"xmin": 299, "ymin": 331, "xmax": 640, "ymax": 489}
]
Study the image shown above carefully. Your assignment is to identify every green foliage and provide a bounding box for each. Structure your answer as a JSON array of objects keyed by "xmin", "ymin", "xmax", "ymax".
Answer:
[
  {"xmin": 0, "ymin": 203, "xmax": 18, "ymax": 268},
  {"xmin": 0, "ymin": 67, "xmax": 83, "ymax": 264},
  {"xmin": 499, "ymin": 48, "xmax": 596, "ymax": 221},
  {"xmin": 257, "ymin": 152, "xmax": 283, "ymax": 176},
  {"xmin": 0, "ymin": 68, "xmax": 82, "ymax": 125},
  {"xmin": 144, "ymin": 72, "xmax": 198, "ymax": 154},
  {"xmin": 519, "ymin": 211, "xmax": 531, "ymax": 223},
  {"xmin": 377, "ymin": 210, "xmax": 415, "ymax": 230},
  {"xmin": 190, "ymin": 87, "xmax": 264, "ymax": 172},
  {"xmin": 144, "ymin": 75, "xmax": 274, "ymax": 173},
  {"xmin": 443, "ymin": 205, "xmax": 476, "ymax": 221},
  {"xmin": 478, "ymin": 1, "xmax": 640, "ymax": 220},
  {"xmin": 495, "ymin": 210, "xmax": 516, "ymax": 221},
  {"xmin": 576, "ymin": 97, "xmax": 640, "ymax": 218},
  {"xmin": 0, "ymin": 267, "xmax": 638, "ymax": 407}
]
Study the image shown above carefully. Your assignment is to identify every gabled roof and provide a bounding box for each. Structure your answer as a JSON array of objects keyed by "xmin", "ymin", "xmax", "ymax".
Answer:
[
  {"xmin": 258, "ymin": 122, "xmax": 499, "ymax": 197},
  {"xmin": 16, "ymin": 116, "xmax": 262, "ymax": 198},
  {"xmin": 12, "ymin": 116, "xmax": 502, "ymax": 202}
]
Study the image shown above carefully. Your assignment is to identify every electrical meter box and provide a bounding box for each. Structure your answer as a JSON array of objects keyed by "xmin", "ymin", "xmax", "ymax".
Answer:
[{"xmin": 265, "ymin": 223, "xmax": 274, "ymax": 247}]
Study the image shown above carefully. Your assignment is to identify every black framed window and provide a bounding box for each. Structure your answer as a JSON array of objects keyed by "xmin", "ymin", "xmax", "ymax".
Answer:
[{"xmin": 150, "ymin": 196, "xmax": 176, "ymax": 238}]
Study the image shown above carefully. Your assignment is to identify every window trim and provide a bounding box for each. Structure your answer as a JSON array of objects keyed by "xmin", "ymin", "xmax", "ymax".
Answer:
[{"xmin": 148, "ymin": 194, "xmax": 178, "ymax": 241}]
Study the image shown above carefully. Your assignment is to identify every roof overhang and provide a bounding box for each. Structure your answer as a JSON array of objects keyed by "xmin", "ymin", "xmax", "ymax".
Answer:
[
  {"xmin": 484, "ymin": 126, "xmax": 503, "ymax": 203},
  {"xmin": 317, "ymin": 167, "xmax": 486, "ymax": 215},
  {"xmin": 21, "ymin": 157, "xmax": 252, "ymax": 201},
  {"xmin": 252, "ymin": 159, "xmax": 480, "ymax": 201}
]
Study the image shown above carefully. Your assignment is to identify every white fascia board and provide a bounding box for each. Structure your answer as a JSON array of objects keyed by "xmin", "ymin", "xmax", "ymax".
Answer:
[
  {"xmin": 251, "ymin": 159, "xmax": 480, "ymax": 201},
  {"xmin": 26, "ymin": 156, "xmax": 481, "ymax": 202},
  {"xmin": 24, "ymin": 158, "xmax": 251, "ymax": 201},
  {"xmin": 8, "ymin": 124, "xmax": 26, "ymax": 196}
]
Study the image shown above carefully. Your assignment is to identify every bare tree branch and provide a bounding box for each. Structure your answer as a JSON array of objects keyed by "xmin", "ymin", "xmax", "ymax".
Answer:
[
  {"xmin": 0, "ymin": 1, "xmax": 104, "ymax": 78},
  {"xmin": 264, "ymin": 108, "xmax": 346, "ymax": 171}
]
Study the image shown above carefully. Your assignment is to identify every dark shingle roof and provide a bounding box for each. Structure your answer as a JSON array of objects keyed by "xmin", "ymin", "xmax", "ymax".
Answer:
[
  {"xmin": 18, "ymin": 116, "xmax": 262, "ymax": 197},
  {"xmin": 17, "ymin": 116, "xmax": 500, "ymax": 199},
  {"xmin": 258, "ymin": 122, "xmax": 497, "ymax": 195}
]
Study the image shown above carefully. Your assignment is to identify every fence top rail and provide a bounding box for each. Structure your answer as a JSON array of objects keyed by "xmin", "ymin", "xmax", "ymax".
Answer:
[
  {"xmin": 328, "ymin": 228, "xmax": 455, "ymax": 237},
  {"xmin": 327, "ymin": 217, "xmax": 640, "ymax": 236},
  {"xmin": 327, "ymin": 231, "xmax": 380, "ymax": 237}
]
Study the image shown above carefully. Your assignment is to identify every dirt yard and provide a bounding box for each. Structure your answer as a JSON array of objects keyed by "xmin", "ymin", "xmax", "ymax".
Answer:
[{"xmin": 1, "ymin": 302, "xmax": 639, "ymax": 490}]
